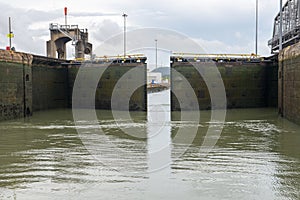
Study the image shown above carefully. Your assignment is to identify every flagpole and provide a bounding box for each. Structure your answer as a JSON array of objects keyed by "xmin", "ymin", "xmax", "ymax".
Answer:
[{"xmin": 64, "ymin": 7, "xmax": 68, "ymax": 26}]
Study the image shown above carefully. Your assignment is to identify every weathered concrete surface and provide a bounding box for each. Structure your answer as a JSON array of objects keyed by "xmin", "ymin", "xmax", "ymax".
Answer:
[
  {"xmin": 32, "ymin": 56, "xmax": 69, "ymax": 111},
  {"xmin": 0, "ymin": 50, "xmax": 33, "ymax": 121},
  {"xmin": 171, "ymin": 59, "xmax": 278, "ymax": 111},
  {"xmin": 47, "ymin": 24, "xmax": 92, "ymax": 60},
  {"xmin": 68, "ymin": 60, "xmax": 147, "ymax": 111},
  {"xmin": 266, "ymin": 58, "xmax": 279, "ymax": 108},
  {"xmin": 279, "ymin": 42, "xmax": 300, "ymax": 125},
  {"xmin": 0, "ymin": 51, "xmax": 147, "ymax": 121}
]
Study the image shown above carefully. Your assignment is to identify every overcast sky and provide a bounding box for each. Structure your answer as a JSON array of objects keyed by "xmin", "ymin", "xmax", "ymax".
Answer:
[{"xmin": 0, "ymin": 0, "xmax": 284, "ymax": 61}]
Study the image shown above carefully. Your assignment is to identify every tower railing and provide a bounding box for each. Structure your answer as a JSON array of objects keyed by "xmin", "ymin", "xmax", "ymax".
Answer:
[
  {"xmin": 49, "ymin": 23, "xmax": 79, "ymax": 45},
  {"xmin": 268, "ymin": 0, "xmax": 300, "ymax": 53}
]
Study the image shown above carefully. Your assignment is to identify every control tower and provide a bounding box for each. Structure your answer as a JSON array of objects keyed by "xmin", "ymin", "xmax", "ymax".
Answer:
[{"xmin": 46, "ymin": 23, "xmax": 92, "ymax": 60}]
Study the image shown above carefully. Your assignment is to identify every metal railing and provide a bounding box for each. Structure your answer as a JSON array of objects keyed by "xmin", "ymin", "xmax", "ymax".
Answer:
[
  {"xmin": 269, "ymin": 0, "xmax": 300, "ymax": 53},
  {"xmin": 171, "ymin": 53, "xmax": 263, "ymax": 63},
  {"xmin": 94, "ymin": 54, "xmax": 145, "ymax": 60},
  {"xmin": 49, "ymin": 23, "xmax": 79, "ymax": 45},
  {"xmin": 172, "ymin": 53, "xmax": 260, "ymax": 59},
  {"xmin": 70, "ymin": 54, "xmax": 146, "ymax": 63},
  {"xmin": 49, "ymin": 23, "xmax": 80, "ymax": 31}
]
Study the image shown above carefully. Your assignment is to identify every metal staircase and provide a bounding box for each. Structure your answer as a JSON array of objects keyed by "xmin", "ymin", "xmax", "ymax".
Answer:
[{"xmin": 49, "ymin": 23, "xmax": 78, "ymax": 45}]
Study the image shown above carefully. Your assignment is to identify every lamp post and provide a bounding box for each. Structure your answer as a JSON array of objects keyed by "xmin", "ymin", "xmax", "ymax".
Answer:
[
  {"xmin": 122, "ymin": 13, "xmax": 128, "ymax": 58},
  {"xmin": 8, "ymin": 17, "xmax": 13, "ymax": 50},
  {"xmin": 255, "ymin": 0, "xmax": 258, "ymax": 56},
  {"xmin": 279, "ymin": 0, "xmax": 283, "ymax": 117},
  {"xmin": 279, "ymin": 0, "xmax": 283, "ymax": 51},
  {"xmin": 155, "ymin": 39, "xmax": 158, "ymax": 69}
]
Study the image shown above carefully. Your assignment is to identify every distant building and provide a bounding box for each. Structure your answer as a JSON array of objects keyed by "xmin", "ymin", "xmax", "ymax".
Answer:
[
  {"xmin": 147, "ymin": 72, "xmax": 162, "ymax": 84},
  {"xmin": 151, "ymin": 67, "xmax": 170, "ymax": 83}
]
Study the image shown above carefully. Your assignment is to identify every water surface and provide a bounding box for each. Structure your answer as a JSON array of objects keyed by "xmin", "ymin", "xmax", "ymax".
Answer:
[{"xmin": 0, "ymin": 90, "xmax": 299, "ymax": 199}]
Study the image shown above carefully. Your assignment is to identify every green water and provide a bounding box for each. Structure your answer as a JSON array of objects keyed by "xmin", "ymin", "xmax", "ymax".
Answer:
[{"xmin": 0, "ymin": 91, "xmax": 299, "ymax": 199}]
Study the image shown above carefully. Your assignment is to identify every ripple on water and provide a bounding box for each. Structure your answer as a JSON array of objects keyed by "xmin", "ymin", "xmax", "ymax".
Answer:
[{"xmin": 0, "ymin": 109, "xmax": 299, "ymax": 199}]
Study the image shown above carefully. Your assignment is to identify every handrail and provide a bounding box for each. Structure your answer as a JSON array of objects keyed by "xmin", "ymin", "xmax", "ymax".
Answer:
[
  {"xmin": 172, "ymin": 53, "xmax": 260, "ymax": 58},
  {"xmin": 95, "ymin": 54, "xmax": 145, "ymax": 59},
  {"xmin": 49, "ymin": 23, "xmax": 78, "ymax": 45}
]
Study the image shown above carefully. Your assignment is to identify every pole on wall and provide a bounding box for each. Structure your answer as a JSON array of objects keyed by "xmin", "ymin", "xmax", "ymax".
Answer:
[
  {"xmin": 64, "ymin": 7, "xmax": 68, "ymax": 26},
  {"xmin": 279, "ymin": 0, "xmax": 283, "ymax": 117},
  {"xmin": 155, "ymin": 39, "xmax": 158, "ymax": 69},
  {"xmin": 279, "ymin": 0, "xmax": 283, "ymax": 51},
  {"xmin": 122, "ymin": 13, "xmax": 128, "ymax": 58},
  {"xmin": 7, "ymin": 17, "xmax": 14, "ymax": 50},
  {"xmin": 255, "ymin": 0, "xmax": 258, "ymax": 56}
]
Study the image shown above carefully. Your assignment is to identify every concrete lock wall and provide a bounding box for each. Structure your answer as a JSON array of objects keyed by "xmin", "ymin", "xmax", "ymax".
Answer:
[
  {"xmin": 279, "ymin": 42, "xmax": 300, "ymax": 125},
  {"xmin": 267, "ymin": 59, "xmax": 279, "ymax": 108},
  {"xmin": 0, "ymin": 49, "xmax": 147, "ymax": 121},
  {"xmin": 171, "ymin": 58, "xmax": 278, "ymax": 111},
  {"xmin": 68, "ymin": 60, "xmax": 147, "ymax": 111},
  {"xmin": 32, "ymin": 56, "xmax": 69, "ymax": 111},
  {"xmin": 0, "ymin": 50, "xmax": 33, "ymax": 121}
]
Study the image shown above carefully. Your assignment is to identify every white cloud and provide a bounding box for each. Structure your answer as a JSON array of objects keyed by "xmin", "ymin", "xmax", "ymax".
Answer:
[
  {"xmin": 91, "ymin": 20, "xmax": 122, "ymax": 42},
  {"xmin": 235, "ymin": 32, "xmax": 242, "ymax": 39},
  {"xmin": 0, "ymin": 0, "xmax": 282, "ymax": 58}
]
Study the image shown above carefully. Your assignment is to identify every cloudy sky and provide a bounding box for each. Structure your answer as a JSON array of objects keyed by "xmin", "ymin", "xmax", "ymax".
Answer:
[{"xmin": 0, "ymin": 0, "xmax": 283, "ymax": 62}]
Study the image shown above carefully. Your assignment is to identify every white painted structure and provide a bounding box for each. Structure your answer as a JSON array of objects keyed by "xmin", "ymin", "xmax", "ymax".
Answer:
[{"xmin": 147, "ymin": 72, "xmax": 162, "ymax": 84}]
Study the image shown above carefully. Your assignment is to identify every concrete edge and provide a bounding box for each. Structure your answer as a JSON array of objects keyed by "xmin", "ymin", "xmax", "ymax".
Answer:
[
  {"xmin": 279, "ymin": 41, "xmax": 300, "ymax": 62},
  {"xmin": 0, "ymin": 49, "xmax": 33, "ymax": 65}
]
